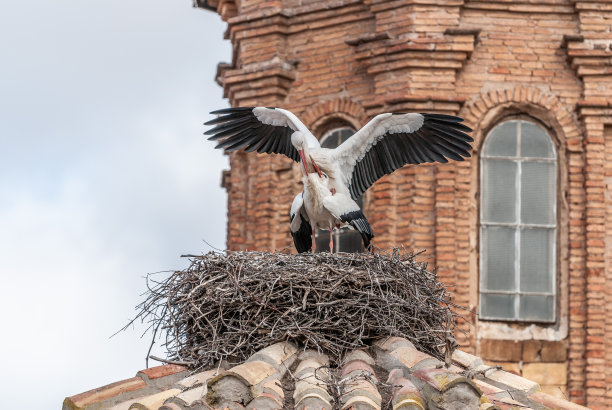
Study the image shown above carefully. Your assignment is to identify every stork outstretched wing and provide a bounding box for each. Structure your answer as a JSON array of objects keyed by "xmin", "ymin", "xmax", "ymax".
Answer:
[
  {"xmin": 205, "ymin": 107, "xmax": 320, "ymax": 162},
  {"xmin": 332, "ymin": 113, "xmax": 473, "ymax": 200}
]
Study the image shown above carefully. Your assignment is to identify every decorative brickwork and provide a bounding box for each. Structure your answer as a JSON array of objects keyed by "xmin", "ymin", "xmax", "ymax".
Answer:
[{"xmin": 202, "ymin": 0, "xmax": 612, "ymax": 407}]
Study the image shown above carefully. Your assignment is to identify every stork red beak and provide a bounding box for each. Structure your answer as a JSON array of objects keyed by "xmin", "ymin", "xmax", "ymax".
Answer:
[
  {"xmin": 310, "ymin": 155, "xmax": 322, "ymax": 178},
  {"xmin": 298, "ymin": 149, "xmax": 308, "ymax": 175}
]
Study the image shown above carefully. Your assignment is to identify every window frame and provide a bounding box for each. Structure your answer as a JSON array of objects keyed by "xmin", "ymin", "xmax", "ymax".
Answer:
[{"xmin": 479, "ymin": 117, "xmax": 559, "ymax": 324}]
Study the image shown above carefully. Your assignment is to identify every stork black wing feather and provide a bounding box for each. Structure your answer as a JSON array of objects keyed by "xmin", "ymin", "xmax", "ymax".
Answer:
[
  {"xmin": 290, "ymin": 213, "xmax": 312, "ymax": 253},
  {"xmin": 347, "ymin": 113, "xmax": 473, "ymax": 200},
  {"xmin": 205, "ymin": 107, "xmax": 300, "ymax": 162},
  {"xmin": 339, "ymin": 210, "xmax": 374, "ymax": 249},
  {"xmin": 420, "ymin": 113, "xmax": 465, "ymax": 123},
  {"xmin": 210, "ymin": 107, "xmax": 253, "ymax": 115},
  {"xmin": 205, "ymin": 117, "xmax": 254, "ymax": 138}
]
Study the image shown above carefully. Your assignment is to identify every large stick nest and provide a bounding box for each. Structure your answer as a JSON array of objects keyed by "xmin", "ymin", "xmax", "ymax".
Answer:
[{"xmin": 133, "ymin": 249, "xmax": 462, "ymax": 368}]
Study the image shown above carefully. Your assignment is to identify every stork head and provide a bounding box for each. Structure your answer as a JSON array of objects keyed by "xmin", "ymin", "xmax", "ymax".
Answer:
[
  {"xmin": 291, "ymin": 132, "xmax": 309, "ymax": 175},
  {"xmin": 291, "ymin": 131, "xmax": 307, "ymax": 151}
]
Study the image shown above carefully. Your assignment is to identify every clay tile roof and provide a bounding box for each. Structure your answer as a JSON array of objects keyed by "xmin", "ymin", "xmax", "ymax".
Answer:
[{"xmin": 63, "ymin": 340, "xmax": 587, "ymax": 410}]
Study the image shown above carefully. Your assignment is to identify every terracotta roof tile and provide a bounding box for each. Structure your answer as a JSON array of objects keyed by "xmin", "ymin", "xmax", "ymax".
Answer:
[
  {"xmin": 137, "ymin": 365, "xmax": 187, "ymax": 382},
  {"xmin": 339, "ymin": 352, "xmax": 381, "ymax": 409},
  {"xmin": 530, "ymin": 391, "xmax": 588, "ymax": 410},
  {"xmin": 246, "ymin": 341, "xmax": 298, "ymax": 370},
  {"xmin": 63, "ymin": 377, "xmax": 147, "ymax": 409},
  {"xmin": 127, "ymin": 389, "xmax": 181, "ymax": 409},
  {"xmin": 294, "ymin": 350, "xmax": 332, "ymax": 409},
  {"xmin": 177, "ymin": 368, "xmax": 222, "ymax": 389},
  {"xmin": 387, "ymin": 369, "xmax": 426, "ymax": 410},
  {"xmin": 64, "ymin": 340, "xmax": 589, "ymax": 410}
]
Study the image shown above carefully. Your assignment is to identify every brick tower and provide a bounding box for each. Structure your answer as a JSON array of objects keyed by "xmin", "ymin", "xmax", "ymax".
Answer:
[{"xmin": 197, "ymin": 1, "xmax": 612, "ymax": 407}]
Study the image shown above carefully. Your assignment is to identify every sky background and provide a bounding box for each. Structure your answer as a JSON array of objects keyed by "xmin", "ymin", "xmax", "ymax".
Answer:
[{"xmin": 0, "ymin": 1, "xmax": 230, "ymax": 408}]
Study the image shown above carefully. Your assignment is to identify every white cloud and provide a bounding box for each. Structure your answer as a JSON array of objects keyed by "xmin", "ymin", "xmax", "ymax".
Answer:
[{"xmin": 0, "ymin": 0, "xmax": 231, "ymax": 408}]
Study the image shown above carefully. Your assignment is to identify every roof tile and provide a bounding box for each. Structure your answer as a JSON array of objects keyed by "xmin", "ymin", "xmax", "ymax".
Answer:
[
  {"xmin": 207, "ymin": 374, "xmax": 252, "ymax": 406},
  {"xmin": 473, "ymin": 364, "xmax": 540, "ymax": 395},
  {"xmin": 387, "ymin": 368, "xmax": 426, "ymax": 410},
  {"xmin": 222, "ymin": 360, "xmax": 277, "ymax": 386},
  {"xmin": 451, "ymin": 349, "xmax": 483, "ymax": 370},
  {"xmin": 295, "ymin": 394, "xmax": 332, "ymax": 410},
  {"xmin": 127, "ymin": 388, "xmax": 181, "ymax": 409},
  {"xmin": 172, "ymin": 385, "xmax": 206, "ymax": 406},
  {"xmin": 246, "ymin": 392, "xmax": 284, "ymax": 409},
  {"xmin": 262, "ymin": 379, "xmax": 284, "ymax": 402},
  {"xmin": 530, "ymin": 391, "xmax": 587, "ymax": 410},
  {"xmin": 65, "ymin": 339, "xmax": 589, "ymax": 410},
  {"xmin": 373, "ymin": 336, "xmax": 415, "ymax": 352},
  {"xmin": 177, "ymin": 368, "xmax": 221, "ymax": 389},
  {"xmin": 294, "ymin": 351, "xmax": 332, "ymax": 408},
  {"xmin": 247, "ymin": 341, "xmax": 298, "ymax": 370},
  {"xmin": 63, "ymin": 377, "xmax": 147, "ymax": 409},
  {"xmin": 158, "ymin": 404, "xmax": 182, "ymax": 410},
  {"xmin": 389, "ymin": 346, "xmax": 442, "ymax": 370},
  {"xmin": 343, "ymin": 349, "xmax": 376, "ymax": 366},
  {"xmin": 137, "ymin": 365, "xmax": 187, "ymax": 382},
  {"xmin": 341, "ymin": 394, "xmax": 381, "ymax": 409}
]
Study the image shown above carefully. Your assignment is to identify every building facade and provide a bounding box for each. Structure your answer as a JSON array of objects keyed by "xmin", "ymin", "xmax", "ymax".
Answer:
[{"xmin": 198, "ymin": 0, "xmax": 612, "ymax": 407}]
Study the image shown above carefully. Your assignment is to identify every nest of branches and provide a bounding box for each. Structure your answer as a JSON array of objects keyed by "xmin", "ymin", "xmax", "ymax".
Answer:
[{"xmin": 132, "ymin": 249, "xmax": 462, "ymax": 369}]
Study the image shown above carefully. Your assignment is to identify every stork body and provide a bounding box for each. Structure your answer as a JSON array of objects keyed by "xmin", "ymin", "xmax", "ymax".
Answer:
[{"xmin": 290, "ymin": 173, "xmax": 373, "ymax": 253}]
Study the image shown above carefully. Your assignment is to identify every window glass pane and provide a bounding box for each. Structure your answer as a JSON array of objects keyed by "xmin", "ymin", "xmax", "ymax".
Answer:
[
  {"xmin": 338, "ymin": 129, "xmax": 354, "ymax": 144},
  {"xmin": 481, "ymin": 293, "xmax": 515, "ymax": 320},
  {"xmin": 520, "ymin": 228, "xmax": 554, "ymax": 293},
  {"xmin": 483, "ymin": 121, "xmax": 517, "ymax": 157},
  {"xmin": 321, "ymin": 128, "xmax": 353, "ymax": 148},
  {"xmin": 519, "ymin": 294, "xmax": 554, "ymax": 322},
  {"xmin": 482, "ymin": 159, "xmax": 517, "ymax": 223},
  {"xmin": 521, "ymin": 121, "xmax": 555, "ymax": 158},
  {"xmin": 482, "ymin": 226, "xmax": 516, "ymax": 291},
  {"xmin": 521, "ymin": 162, "xmax": 555, "ymax": 225}
]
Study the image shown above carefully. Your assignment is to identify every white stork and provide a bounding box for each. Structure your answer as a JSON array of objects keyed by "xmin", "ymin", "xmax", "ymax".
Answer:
[
  {"xmin": 205, "ymin": 107, "xmax": 473, "ymax": 201},
  {"xmin": 290, "ymin": 172, "xmax": 373, "ymax": 253}
]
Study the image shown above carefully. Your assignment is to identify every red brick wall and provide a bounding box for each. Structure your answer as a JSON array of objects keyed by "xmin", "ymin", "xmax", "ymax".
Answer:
[{"xmin": 205, "ymin": 0, "xmax": 612, "ymax": 407}]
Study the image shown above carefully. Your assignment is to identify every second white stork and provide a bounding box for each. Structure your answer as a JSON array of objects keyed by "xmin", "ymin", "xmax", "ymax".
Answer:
[
  {"xmin": 205, "ymin": 107, "xmax": 473, "ymax": 201},
  {"xmin": 290, "ymin": 172, "xmax": 373, "ymax": 253}
]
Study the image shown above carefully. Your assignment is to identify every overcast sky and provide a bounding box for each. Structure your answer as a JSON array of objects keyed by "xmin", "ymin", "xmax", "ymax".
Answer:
[{"xmin": 0, "ymin": 1, "xmax": 230, "ymax": 408}]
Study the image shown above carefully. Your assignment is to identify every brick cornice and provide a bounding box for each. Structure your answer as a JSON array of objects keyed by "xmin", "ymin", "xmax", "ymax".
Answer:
[
  {"xmin": 220, "ymin": 59, "xmax": 296, "ymax": 105},
  {"xmin": 364, "ymin": 93, "xmax": 466, "ymax": 116},
  {"xmin": 562, "ymin": 36, "xmax": 612, "ymax": 118},
  {"xmin": 570, "ymin": 0, "xmax": 612, "ymax": 11},
  {"xmin": 366, "ymin": 0, "xmax": 464, "ymax": 13},
  {"xmin": 225, "ymin": 0, "xmax": 371, "ymax": 42},
  {"xmin": 350, "ymin": 32, "xmax": 477, "ymax": 74},
  {"xmin": 464, "ymin": 0, "xmax": 575, "ymax": 14}
]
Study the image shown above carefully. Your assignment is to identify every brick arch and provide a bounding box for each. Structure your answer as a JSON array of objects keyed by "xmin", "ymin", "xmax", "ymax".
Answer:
[
  {"xmin": 460, "ymin": 87, "xmax": 581, "ymax": 154},
  {"xmin": 301, "ymin": 98, "xmax": 367, "ymax": 138}
]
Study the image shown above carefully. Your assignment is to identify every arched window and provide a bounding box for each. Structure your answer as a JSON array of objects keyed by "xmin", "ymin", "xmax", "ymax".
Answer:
[
  {"xmin": 314, "ymin": 127, "xmax": 364, "ymax": 253},
  {"xmin": 480, "ymin": 119, "xmax": 557, "ymax": 322}
]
